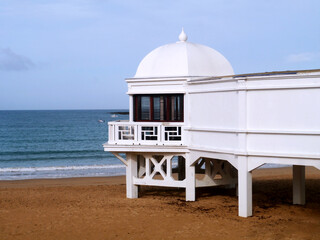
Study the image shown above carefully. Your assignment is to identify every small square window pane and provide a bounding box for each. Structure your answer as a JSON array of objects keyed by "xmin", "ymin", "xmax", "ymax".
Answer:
[{"xmin": 141, "ymin": 96, "xmax": 150, "ymax": 120}]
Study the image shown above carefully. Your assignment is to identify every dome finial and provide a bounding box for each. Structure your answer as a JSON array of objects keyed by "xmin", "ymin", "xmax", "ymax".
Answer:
[{"xmin": 179, "ymin": 28, "xmax": 188, "ymax": 42}]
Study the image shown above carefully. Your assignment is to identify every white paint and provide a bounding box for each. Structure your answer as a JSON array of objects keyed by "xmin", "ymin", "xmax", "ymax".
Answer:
[
  {"xmin": 104, "ymin": 31, "xmax": 320, "ymax": 217},
  {"xmin": 126, "ymin": 153, "xmax": 188, "ymax": 188},
  {"xmin": 129, "ymin": 95, "xmax": 133, "ymax": 122},
  {"xmin": 134, "ymin": 30, "xmax": 234, "ymax": 78},
  {"xmin": 126, "ymin": 153, "xmax": 138, "ymax": 198},
  {"xmin": 111, "ymin": 152, "xmax": 127, "ymax": 166},
  {"xmin": 178, "ymin": 28, "xmax": 188, "ymax": 42},
  {"xmin": 195, "ymin": 159, "xmax": 237, "ymax": 187},
  {"xmin": 108, "ymin": 121, "xmax": 184, "ymax": 146},
  {"xmin": 186, "ymin": 154, "xmax": 196, "ymax": 201},
  {"xmin": 238, "ymin": 156, "xmax": 252, "ymax": 217}
]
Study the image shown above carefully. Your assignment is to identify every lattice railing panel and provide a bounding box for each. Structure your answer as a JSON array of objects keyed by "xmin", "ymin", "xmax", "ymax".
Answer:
[
  {"xmin": 140, "ymin": 126, "xmax": 159, "ymax": 141},
  {"xmin": 117, "ymin": 125, "xmax": 135, "ymax": 140},
  {"xmin": 108, "ymin": 121, "xmax": 184, "ymax": 145},
  {"xmin": 164, "ymin": 126, "xmax": 182, "ymax": 141}
]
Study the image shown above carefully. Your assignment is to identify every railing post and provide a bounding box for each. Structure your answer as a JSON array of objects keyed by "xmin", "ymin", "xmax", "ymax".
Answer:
[
  {"xmin": 180, "ymin": 126, "xmax": 184, "ymax": 145},
  {"xmin": 109, "ymin": 123, "xmax": 116, "ymax": 144},
  {"xmin": 114, "ymin": 124, "xmax": 119, "ymax": 141},
  {"xmin": 158, "ymin": 124, "xmax": 162, "ymax": 143},
  {"xmin": 161, "ymin": 124, "xmax": 165, "ymax": 144},
  {"xmin": 137, "ymin": 124, "xmax": 141, "ymax": 142},
  {"xmin": 108, "ymin": 124, "xmax": 112, "ymax": 143},
  {"xmin": 134, "ymin": 125, "xmax": 138, "ymax": 144}
]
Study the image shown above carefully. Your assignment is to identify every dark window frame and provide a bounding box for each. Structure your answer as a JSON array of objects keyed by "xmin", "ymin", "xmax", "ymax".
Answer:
[{"xmin": 133, "ymin": 94, "xmax": 184, "ymax": 122}]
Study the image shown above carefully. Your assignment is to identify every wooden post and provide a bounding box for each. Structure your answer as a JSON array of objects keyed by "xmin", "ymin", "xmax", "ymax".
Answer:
[
  {"xmin": 204, "ymin": 158, "xmax": 211, "ymax": 176},
  {"xmin": 137, "ymin": 155, "xmax": 146, "ymax": 178},
  {"xmin": 178, "ymin": 156, "xmax": 185, "ymax": 180},
  {"xmin": 126, "ymin": 153, "xmax": 138, "ymax": 198},
  {"xmin": 185, "ymin": 154, "xmax": 195, "ymax": 201},
  {"xmin": 293, "ymin": 165, "xmax": 305, "ymax": 205},
  {"xmin": 238, "ymin": 156, "xmax": 252, "ymax": 217}
]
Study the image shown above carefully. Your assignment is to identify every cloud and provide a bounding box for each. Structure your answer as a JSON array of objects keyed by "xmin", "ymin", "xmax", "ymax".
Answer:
[
  {"xmin": 0, "ymin": 48, "xmax": 35, "ymax": 71},
  {"xmin": 285, "ymin": 52, "xmax": 320, "ymax": 63}
]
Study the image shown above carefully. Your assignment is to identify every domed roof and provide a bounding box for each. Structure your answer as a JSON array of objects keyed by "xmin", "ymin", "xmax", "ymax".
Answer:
[{"xmin": 134, "ymin": 29, "xmax": 234, "ymax": 78}]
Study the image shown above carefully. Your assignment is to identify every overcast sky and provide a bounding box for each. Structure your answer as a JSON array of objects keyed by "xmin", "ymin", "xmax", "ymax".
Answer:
[{"xmin": 0, "ymin": 0, "xmax": 319, "ymax": 110}]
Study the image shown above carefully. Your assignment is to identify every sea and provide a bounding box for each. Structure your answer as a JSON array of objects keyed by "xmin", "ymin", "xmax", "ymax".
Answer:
[
  {"xmin": 0, "ymin": 110, "xmax": 128, "ymax": 180},
  {"xmin": 0, "ymin": 110, "xmax": 286, "ymax": 181}
]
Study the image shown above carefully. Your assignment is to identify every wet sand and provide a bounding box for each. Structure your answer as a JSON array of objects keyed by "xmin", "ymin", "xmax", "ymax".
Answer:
[{"xmin": 0, "ymin": 167, "xmax": 319, "ymax": 240}]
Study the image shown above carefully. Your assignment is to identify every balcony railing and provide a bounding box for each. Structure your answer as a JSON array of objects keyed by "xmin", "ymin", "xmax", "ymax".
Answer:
[{"xmin": 108, "ymin": 120, "xmax": 184, "ymax": 146}]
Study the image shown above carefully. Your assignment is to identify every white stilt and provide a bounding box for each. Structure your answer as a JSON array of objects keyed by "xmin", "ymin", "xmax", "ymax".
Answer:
[
  {"xmin": 238, "ymin": 156, "xmax": 252, "ymax": 217},
  {"xmin": 186, "ymin": 157, "xmax": 195, "ymax": 201},
  {"xmin": 293, "ymin": 165, "xmax": 305, "ymax": 205},
  {"xmin": 126, "ymin": 153, "xmax": 138, "ymax": 198},
  {"xmin": 178, "ymin": 156, "xmax": 185, "ymax": 180},
  {"xmin": 236, "ymin": 184, "xmax": 239, "ymax": 197}
]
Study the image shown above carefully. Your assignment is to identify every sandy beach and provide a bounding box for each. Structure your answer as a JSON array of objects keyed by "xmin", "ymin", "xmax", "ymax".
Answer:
[{"xmin": 0, "ymin": 167, "xmax": 319, "ymax": 240}]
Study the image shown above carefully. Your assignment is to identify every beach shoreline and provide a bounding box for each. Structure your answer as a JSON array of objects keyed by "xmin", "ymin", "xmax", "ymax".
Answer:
[
  {"xmin": 0, "ymin": 175, "xmax": 126, "ymax": 188},
  {"xmin": 1, "ymin": 167, "xmax": 319, "ymax": 239}
]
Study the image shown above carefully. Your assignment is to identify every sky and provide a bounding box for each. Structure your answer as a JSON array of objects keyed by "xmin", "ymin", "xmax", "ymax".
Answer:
[{"xmin": 0, "ymin": 0, "xmax": 319, "ymax": 110}]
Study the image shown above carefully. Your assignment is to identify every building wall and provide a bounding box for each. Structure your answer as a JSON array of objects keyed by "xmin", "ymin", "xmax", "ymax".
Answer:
[
  {"xmin": 186, "ymin": 72, "xmax": 320, "ymax": 159},
  {"xmin": 125, "ymin": 71, "xmax": 320, "ymax": 159},
  {"xmin": 246, "ymin": 75, "xmax": 320, "ymax": 157},
  {"xmin": 187, "ymin": 79, "xmax": 239, "ymax": 152}
]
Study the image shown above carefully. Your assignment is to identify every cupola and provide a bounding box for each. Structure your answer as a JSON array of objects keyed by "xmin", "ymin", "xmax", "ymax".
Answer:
[{"xmin": 134, "ymin": 29, "xmax": 234, "ymax": 78}]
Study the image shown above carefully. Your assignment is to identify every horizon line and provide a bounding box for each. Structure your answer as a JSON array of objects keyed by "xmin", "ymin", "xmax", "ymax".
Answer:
[{"xmin": 0, "ymin": 108, "xmax": 129, "ymax": 111}]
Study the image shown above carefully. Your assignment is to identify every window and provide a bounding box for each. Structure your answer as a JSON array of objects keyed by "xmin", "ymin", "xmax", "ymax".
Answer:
[
  {"xmin": 140, "ymin": 96, "xmax": 150, "ymax": 120},
  {"xmin": 134, "ymin": 94, "xmax": 184, "ymax": 122}
]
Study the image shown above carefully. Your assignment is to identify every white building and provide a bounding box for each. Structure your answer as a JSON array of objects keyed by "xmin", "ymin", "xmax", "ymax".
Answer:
[{"xmin": 104, "ymin": 30, "xmax": 320, "ymax": 217}]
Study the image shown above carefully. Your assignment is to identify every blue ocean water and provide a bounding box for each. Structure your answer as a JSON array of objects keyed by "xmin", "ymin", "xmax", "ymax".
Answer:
[
  {"xmin": 0, "ymin": 110, "xmax": 287, "ymax": 180},
  {"xmin": 0, "ymin": 110, "xmax": 128, "ymax": 180}
]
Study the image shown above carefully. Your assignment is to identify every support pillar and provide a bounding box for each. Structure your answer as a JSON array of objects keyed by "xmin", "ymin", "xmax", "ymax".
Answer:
[
  {"xmin": 137, "ymin": 155, "xmax": 145, "ymax": 178},
  {"xmin": 178, "ymin": 156, "xmax": 185, "ymax": 180},
  {"xmin": 238, "ymin": 156, "xmax": 252, "ymax": 217},
  {"xmin": 126, "ymin": 153, "xmax": 138, "ymax": 198},
  {"xmin": 204, "ymin": 158, "xmax": 211, "ymax": 177},
  {"xmin": 185, "ymin": 155, "xmax": 195, "ymax": 201},
  {"xmin": 293, "ymin": 165, "xmax": 305, "ymax": 205}
]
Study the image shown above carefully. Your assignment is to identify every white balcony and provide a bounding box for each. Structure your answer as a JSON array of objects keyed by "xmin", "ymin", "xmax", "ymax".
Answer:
[{"xmin": 108, "ymin": 120, "xmax": 184, "ymax": 146}]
